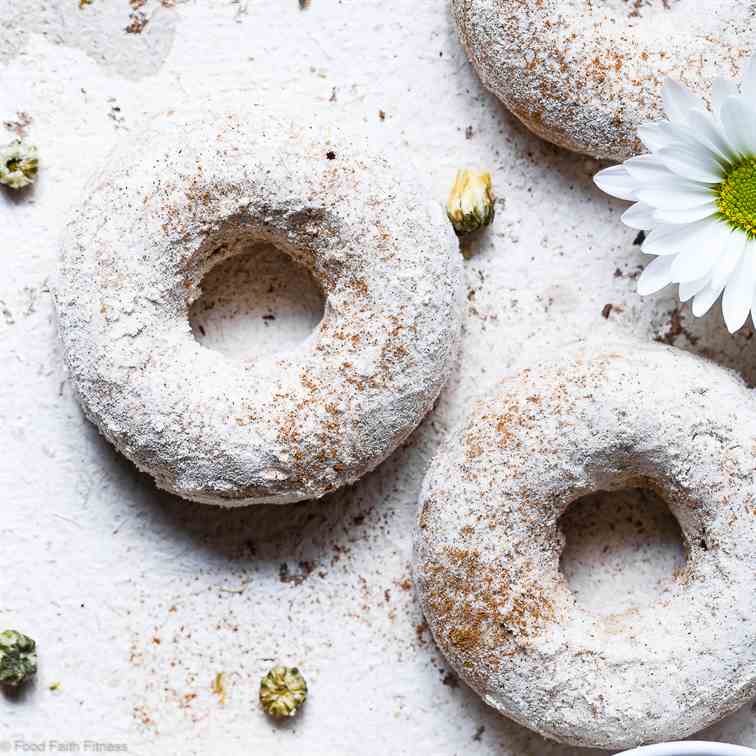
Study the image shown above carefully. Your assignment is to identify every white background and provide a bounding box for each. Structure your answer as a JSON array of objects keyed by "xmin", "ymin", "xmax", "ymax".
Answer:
[{"xmin": 1, "ymin": 1, "xmax": 755, "ymax": 754}]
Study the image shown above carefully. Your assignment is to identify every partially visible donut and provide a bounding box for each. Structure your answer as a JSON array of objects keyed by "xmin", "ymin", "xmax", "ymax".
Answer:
[
  {"xmin": 413, "ymin": 342, "xmax": 756, "ymax": 749},
  {"xmin": 55, "ymin": 113, "xmax": 463, "ymax": 506},
  {"xmin": 451, "ymin": 0, "xmax": 752, "ymax": 160}
]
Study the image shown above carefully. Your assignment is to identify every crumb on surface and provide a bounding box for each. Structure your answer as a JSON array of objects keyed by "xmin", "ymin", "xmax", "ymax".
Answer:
[{"xmin": 212, "ymin": 672, "xmax": 226, "ymax": 705}]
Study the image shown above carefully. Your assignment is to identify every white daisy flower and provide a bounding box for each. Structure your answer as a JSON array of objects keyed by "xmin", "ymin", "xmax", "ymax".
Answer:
[{"xmin": 594, "ymin": 57, "xmax": 756, "ymax": 333}]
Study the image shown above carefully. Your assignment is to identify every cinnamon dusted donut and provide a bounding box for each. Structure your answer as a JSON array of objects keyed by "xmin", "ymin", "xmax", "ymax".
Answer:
[
  {"xmin": 55, "ymin": 112, "xmax": 463, "ymax": 506},
  {"xmin": 451, "ymin": 0, "xmax": 752, "ymax": 160},
  {"xmin": 413, "ymin": 342, "xmax": 756, "ymax": 749}
]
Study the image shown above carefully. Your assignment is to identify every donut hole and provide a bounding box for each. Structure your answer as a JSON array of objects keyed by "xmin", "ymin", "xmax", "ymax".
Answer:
[
  {"xmin": 558, "ymin": 487, "xmax": 687, "ymax": 616},
  {"xmin": 189, "ymin": 242, "xmax": 326, "ymax": 362}
]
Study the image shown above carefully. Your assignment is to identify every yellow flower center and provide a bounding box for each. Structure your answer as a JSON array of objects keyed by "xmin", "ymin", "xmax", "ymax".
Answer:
[{"xmin": 716, "ymin": 156, "xmax": 756, "ymax": 238}]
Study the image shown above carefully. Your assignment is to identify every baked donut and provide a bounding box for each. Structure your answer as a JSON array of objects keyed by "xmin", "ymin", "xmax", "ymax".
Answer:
[
  {"xmin": 413, "ymin": 342, "xmax": 756, "ymax": 749},
  {"xmin": 55, "ymin": 112, "xmax": 463, "ymax": 506},
  {"xmin": 451, "ymin": 0, "xmax": 752, "ymax": 160}
]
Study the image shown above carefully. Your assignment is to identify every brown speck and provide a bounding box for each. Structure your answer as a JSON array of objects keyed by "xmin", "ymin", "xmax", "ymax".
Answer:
[
  {"xmin": 449, "ymin": 626, "xmax": 480, "ymax": 653},
  {"xmin": 3, "ymin": 112, "xmax": 32, "ymax": 138},
  {"xmin": 299, "ymin": 0, "xmax": 310, "ymax": 8},
  {"xmin": 465, "ymin": 125, "xmax": 474, "ymax": 140},
  {"xmin": 473, "ymin": 725, "xmax": 485, "ymax": 742},
  {"xmin": 279, "ymin": 561, "xmax": 315, "ymax": 586},
  {"xmin": 655, "ymin": 306, "xmax": 698, "ymax": 346},
  {"xmin": 133, "ymin": 704, "xmax": 153, "ymax": 728},
  {"xmin": 326, "ymin": 150, "xmax": 336, "ymax": 160},
  {"xmin": 633, "ymin": 230, "xmax": 646, "ymax": 246},
  {"xmin": 442, "ymin": 671, "xmax": 458, "ymax": 688},
  {"xmin": 416, "ymin": 621, "xmax": 429, "ymax": 645},
  {"xmin": 212, "ymin": 672, "xmax": 226, "ymax": 705},
  {"xmin": 601, "ymin": 303, "xmax": 613, "ymax": 319},
  {"xmin": 125, "ymin": 10, "xmax": 148, "ymax": 33},
  {"xmin": 378, "ymin": 110, "xmax": 386, "ymax": 121}
]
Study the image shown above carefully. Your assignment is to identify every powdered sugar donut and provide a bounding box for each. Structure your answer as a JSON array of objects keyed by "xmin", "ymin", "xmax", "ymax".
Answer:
[
  {"xmin": 56, "ymin": 113, "xmax": 463, "ymax": 506},
  {"xmin": 413, "ymin": 342, "xmax": 756, "ymax": 749},
  {"xmin": 451, "ymin": 0, "xmax": 752, "ymax": 160}
]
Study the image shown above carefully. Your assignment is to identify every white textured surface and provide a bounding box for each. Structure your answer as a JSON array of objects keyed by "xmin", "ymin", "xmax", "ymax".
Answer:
[
  {"xmin": 1, "ymin": 1, "xmax": 756, "ymax": 754},
  {"xmin": 452, "ymin": 0, "xmax": 753, "ymax": 160},
  {"xmin": 414, "ymin": 342, "xmax": 756, "ymax": 749}
]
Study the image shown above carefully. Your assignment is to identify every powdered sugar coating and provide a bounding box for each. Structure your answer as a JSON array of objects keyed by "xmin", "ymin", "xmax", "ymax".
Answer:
[
  {"xmin": 413, "ymin": 341, "xmax": 756, "ymax": 749},
  {"xmin": 55, "ymin": 113, "xmax": 463, "ymax": 506},
  {"xmin": 451, "ymin": 0, "xmax": 753, "ymax": 160}
]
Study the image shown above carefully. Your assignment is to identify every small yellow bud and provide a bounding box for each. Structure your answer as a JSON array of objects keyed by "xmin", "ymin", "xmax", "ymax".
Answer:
[
  {"xmin": 0, "ymin": 140, "xmax": 39, "ymax": 190},
  {"xmin": 446, "ymin": 169, "xmax": 495, "ymax": 235},
  {"xmin": 260, "ymin": 665, "xmax": 307, "ymax": 718}
]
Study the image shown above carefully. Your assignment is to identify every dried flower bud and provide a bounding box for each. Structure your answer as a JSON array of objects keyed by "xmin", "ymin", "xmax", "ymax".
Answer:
[
  {"xmin": 446, "ymin": 169, "xmax": 495, "ymax": 235},
  {"xmin": 259, "ymin": 665, "xmax": 307, "ymax": 718},
  {"xmin": 0, "ymin": 630, "xmax": 37, "ymax": 687},
  {"xmin": 0, "ymin": 140, "xmax": 39, "ymax": 190}
]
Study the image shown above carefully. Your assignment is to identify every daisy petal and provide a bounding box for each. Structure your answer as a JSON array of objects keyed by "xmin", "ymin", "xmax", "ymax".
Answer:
[
  {"xmin": 638, "ymin": 122, "xmax": 674, "ymax": 152},
  {"xmin": 720, "ymin": 96, "xmax": 756, "ymax": 158},
  {"xmin": 642, "ymin": 218, "xmax": 725, "ymax": 256},
  {"xmin": 722, "ymin": 244, "xmax": 756, "ymax": 332},
  {"xmin": 653, "ymin": 202, "xmax": 718, "ymax": 224},
  {"xmin": 657, "ymin": 146, "xmax": 724, "ymax": 183},
  {"xmin": 712, "ymin": 77, "xmax": 738, "ymax": 118},
  {"xmin": 662, "ymin": 78, "xmax": 705, "ymax": 124},
  {"xmin": 691, "ymin": 281, "xmax": 724, "ymax": 317},
  {"xmin": 679, "ymin": 275, "xmax": 710, "ymax": 302},
  {"xmin": 637, "ymin": 186, "xmax": 716, "ymax": 210},
  {"xmin": 684, "ymin": 109, "xmax": 736, "ymax": 162},
  {"xmin": 637, "ymin": 254, "xmax": 676, "ymax": 296},
  {"xmin": 593, "ymin": 165, "xmax": 637, "ymax": 201},
  {"xmin": 659, "ymin": 120, "xmax": 725, "ymax": 156},
  {"xmin": 741, "ymin": 55, "xmax": 756, "ymax": 102},
  {"xmin": 670, "ymin": 221, "xmax": 730, "ymax": 282},
  {"xmin": 623, "ymin": 155, "xmax": 676, "ymax": 184},
  {"xmin": 711, "ymin": 230, "xmax": 748, "ymax": 291},
  {"xmin": 622, "ymin": 202, "xmax": 656, "ymax": 229},
  {"xmin": 642, "ymin": 220, "xmax": 713, "ymax": 256},
  {"xmin": 639, "ymin": 121, "xmax": 706, "ymax": 155}
]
